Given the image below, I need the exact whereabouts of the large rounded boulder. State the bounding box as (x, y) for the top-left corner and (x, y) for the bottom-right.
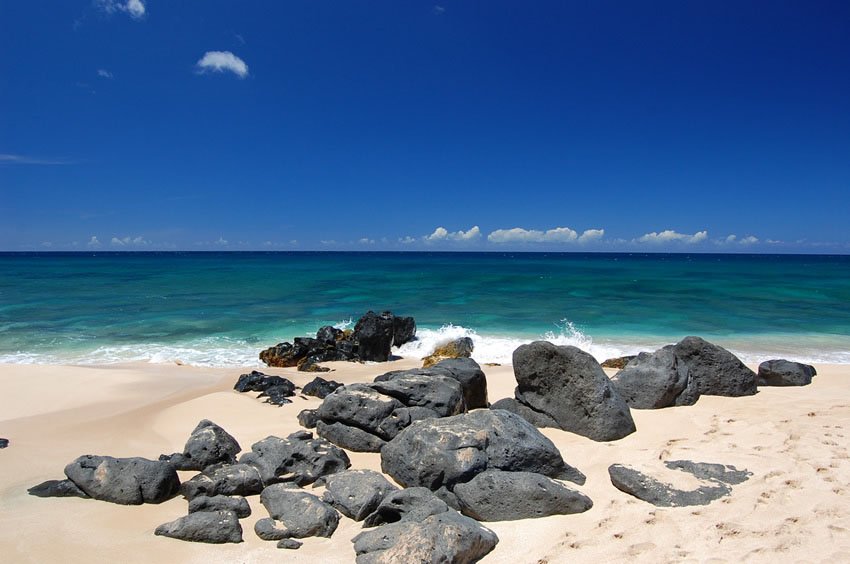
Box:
(512, 342), (636, 441)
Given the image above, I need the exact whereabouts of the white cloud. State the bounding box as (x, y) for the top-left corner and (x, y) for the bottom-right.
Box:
(110, 235), (149, 246)
(97, 69), (113, 79)
(126, 0), (145, 18)
(637, 229), (708, 245)
(215, 237), (228, 246)
(725, 234), (737, 243)
(196, 51), (249, 78)
(739, 235), (759, 245)
(399, 236), (417, 245)
(87, 236), (101, 247)
(425, 226), (481, 243)
(0, 153), (73, 165)
(487, 226), (580, 244)
(41, 242), (53, 248)
(95, 0), (145, 19)
(358, 238), (375, 245)
(578, 228), (605, 243)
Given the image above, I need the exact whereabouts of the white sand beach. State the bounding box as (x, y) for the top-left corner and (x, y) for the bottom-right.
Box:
(1, 359), (848, 563)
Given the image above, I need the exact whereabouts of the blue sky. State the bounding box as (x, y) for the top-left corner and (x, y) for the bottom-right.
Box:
(2, 1), (849, 252)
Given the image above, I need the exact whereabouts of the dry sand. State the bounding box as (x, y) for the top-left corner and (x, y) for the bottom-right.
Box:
(1, 359), (849, 563)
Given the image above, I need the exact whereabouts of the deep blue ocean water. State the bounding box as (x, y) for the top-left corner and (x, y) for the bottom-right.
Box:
(1, 252), (848, 366)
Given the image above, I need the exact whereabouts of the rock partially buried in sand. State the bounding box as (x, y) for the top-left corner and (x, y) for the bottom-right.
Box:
(28, 479), (90, 499)
(511, 341), (636, 441)
(352, 510), (499, 564)
(63, 455), (180, 505)
(453, 470), (593, 521)
(757, 359), (816, 387)
(421, 336), (474, 368)
(608, 459), (751, 507)
(155, 510), (243, 544)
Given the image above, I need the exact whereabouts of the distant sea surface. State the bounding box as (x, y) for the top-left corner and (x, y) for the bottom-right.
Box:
(1, 252), (848, 367)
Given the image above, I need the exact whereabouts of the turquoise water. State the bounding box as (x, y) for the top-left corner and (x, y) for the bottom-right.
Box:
(1, 252), (848, 366)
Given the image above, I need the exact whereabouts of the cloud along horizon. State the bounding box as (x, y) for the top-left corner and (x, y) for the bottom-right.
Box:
(195, 51), (249, 78)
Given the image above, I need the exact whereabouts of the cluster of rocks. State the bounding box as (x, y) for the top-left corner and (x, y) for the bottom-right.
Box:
(302, 357), (488, 452)
(259, 311), (417, 369)
(233, 370), (342, 406)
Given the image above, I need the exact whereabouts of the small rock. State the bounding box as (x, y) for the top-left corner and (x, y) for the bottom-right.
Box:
(601, 355), (637, 369)
(297, 357), (332, 373)
(277, 538), (303, 549)
(297, 409), (319, 429)
(154, 510), (243, 544)
(0, 438), (8, 449)
(316, 420), (387, 452)
(392, 316), (417, 347)
(353, 311), (395, 362)
(258, 385), (296, 406)
(234, 371), (295, 394)
(303, 376), (344, 399)
(757, 359), (816, 387)
(163, 419), (241, 471)
(254, 517), (289, 541)
(422, 337), (474, 368)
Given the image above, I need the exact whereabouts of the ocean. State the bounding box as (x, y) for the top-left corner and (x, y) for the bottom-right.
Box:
(1, 252), (848, 367)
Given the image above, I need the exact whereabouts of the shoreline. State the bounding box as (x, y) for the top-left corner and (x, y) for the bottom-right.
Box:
(1, 359), (849, 562)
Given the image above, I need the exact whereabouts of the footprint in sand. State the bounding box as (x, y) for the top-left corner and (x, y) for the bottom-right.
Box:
(627, 542), (656, 556)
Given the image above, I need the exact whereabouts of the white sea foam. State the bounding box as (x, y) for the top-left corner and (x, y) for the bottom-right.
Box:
(1, 320), (848, 367)
(394, 321), (645, 365)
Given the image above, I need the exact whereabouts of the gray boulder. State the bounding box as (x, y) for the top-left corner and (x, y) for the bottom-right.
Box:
(354, 311), (395, 362)
(154, 510), (243, 544)
(316, 421), (387, 452)
(610, 349), (699, 408)
(239, 431), (350, 486)
(665, 336), (757, 396)
(188, 494), (251, 518)
(28, 479), (90, 499)
(363, 487), (450, 527)
(430, 357), (489, 409)
(320, 469), (399, 521)
(454, 470), (592, 521)
(392, 316), (417, 347)
(489, 398), (560, 428)
(758, 359), (816, 387)
(64, 455), (180, 505)
(512, 341), (636, 441)
(316, 384), (404, 437)
(352, 510), (498, 564)
(162, 419), (241, 471)
(370, 372), (465, 417)
(297, 409), (319, 429)
(259, 484), (340, 539)
(180, 463), (263, 500)
(381, 409), (585, 495)
(302, 376), (343, 398)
